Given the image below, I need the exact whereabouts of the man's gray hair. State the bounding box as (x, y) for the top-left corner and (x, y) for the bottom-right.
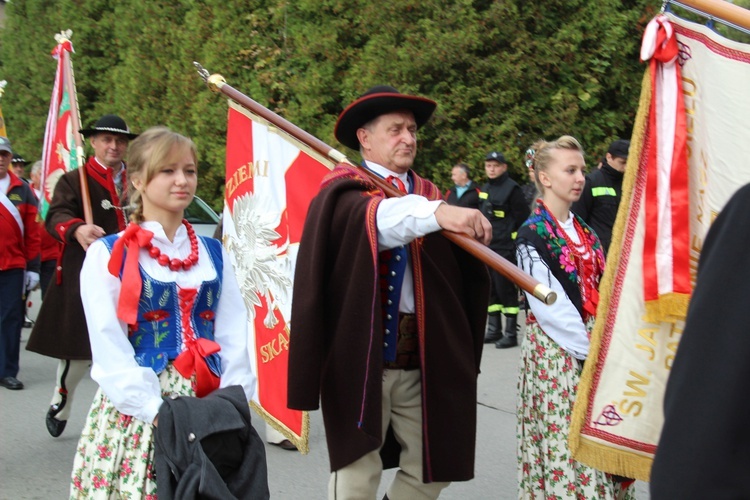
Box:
(453, 162), (471, 176)
(31, 160), (43, 176)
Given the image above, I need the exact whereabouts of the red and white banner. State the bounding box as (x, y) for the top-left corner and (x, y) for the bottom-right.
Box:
(222, 100), (333, 452)
(40, 32), (80, 220)
(571, 13), (750, 480)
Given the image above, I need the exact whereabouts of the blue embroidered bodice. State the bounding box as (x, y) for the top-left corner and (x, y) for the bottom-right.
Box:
(102, 234), (224, 376)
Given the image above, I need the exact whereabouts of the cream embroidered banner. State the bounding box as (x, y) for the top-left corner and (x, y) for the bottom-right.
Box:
(570, 13), (750, 480)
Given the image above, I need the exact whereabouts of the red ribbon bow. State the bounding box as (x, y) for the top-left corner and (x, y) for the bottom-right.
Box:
(172, 287), (221, 397)
(108, 223), (155, 326)
(173, 337), (221, 397)
(651, 17), (679, 64)
(51, 40), (73, 57)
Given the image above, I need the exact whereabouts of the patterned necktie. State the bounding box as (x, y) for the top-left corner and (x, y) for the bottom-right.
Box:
(113, 168), (123, 200)
(386, 175), (407, 194)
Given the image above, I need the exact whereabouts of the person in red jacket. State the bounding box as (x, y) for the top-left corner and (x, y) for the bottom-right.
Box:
(29, 161), (62, 295)
(0, 136), (41, 390)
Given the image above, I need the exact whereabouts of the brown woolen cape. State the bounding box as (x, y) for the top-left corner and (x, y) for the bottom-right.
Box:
(27, 158), (127, 360)
(288, 164), (490, 482)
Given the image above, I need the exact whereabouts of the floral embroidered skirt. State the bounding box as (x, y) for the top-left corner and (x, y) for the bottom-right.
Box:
(516, 322), (635, 499)
(70, 364), (194, 499)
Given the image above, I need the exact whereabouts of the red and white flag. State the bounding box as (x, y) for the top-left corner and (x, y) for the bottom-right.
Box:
(221, 100), (333, 452)
(40, 31), (81, 219)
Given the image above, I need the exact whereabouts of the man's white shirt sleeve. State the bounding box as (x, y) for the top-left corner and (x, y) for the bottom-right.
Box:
(376, 195), (443, 250)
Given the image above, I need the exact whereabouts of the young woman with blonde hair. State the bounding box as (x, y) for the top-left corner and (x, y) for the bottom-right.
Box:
(70, 127), (265, 498)
(515, 136), (634, 499)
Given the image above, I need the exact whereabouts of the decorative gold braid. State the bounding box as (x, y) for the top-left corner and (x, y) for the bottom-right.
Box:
(249, 400), (310, 455)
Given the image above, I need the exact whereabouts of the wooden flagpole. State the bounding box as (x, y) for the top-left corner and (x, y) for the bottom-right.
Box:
(194, 63), (556, 305)
(60, 34), (92, 224)
(667, 0), (750, 31)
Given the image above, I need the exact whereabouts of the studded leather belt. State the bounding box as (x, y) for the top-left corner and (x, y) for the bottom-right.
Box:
(384, 313), (420, 370)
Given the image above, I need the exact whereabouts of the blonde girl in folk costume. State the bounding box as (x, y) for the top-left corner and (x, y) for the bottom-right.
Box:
(71, 127), (265, 498)
(515, 136), (634, 499)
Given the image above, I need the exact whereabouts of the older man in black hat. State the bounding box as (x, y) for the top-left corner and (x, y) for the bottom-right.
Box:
(572, 139), (630, 254)
(480, 151), (530, 349)
(27, 114), (138, 437)
(288, 86), (491, 499)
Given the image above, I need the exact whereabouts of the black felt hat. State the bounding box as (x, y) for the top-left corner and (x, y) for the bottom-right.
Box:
(334, 85), (437, 151)
(79, 114), (138, 140)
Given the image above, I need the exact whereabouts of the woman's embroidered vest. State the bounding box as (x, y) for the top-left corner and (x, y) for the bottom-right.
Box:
(102, 234), (224, 376)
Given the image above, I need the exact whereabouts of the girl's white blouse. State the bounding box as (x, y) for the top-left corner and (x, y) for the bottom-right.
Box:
(516, 213), (590, 360)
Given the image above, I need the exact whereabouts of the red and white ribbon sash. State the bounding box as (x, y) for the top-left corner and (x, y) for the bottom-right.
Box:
(640, 15), (691, 314)
(0, 189), (24, 239)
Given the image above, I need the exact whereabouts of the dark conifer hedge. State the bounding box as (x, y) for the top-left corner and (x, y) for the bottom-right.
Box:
(1, 0), (663, 208)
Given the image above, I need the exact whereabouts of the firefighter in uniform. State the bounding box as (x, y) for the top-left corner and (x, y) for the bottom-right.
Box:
(480, 151), (530, 348)
(571, 139), (629, 255)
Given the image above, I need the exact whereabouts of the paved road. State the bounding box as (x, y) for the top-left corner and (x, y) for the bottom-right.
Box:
(0, 325), (649, 499)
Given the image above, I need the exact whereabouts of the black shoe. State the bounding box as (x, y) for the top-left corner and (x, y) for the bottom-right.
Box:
(484, 315), (502, 343)
(484, 331), (502, 343)
(270, 439), (297, 451)
(0, 376), (24, 390)
(496, 316), (519, 348)
(495, 336), (518, 349)
(46, 401), (68, 438)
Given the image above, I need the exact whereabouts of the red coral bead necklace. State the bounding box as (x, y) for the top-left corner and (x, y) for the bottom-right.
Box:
(145, 219), (199, 271)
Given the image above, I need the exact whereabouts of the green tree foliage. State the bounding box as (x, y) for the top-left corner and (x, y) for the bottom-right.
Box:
(2, 0), (675, 207)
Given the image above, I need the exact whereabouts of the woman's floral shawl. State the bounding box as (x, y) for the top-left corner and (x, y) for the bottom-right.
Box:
(516, 202), (606, 320)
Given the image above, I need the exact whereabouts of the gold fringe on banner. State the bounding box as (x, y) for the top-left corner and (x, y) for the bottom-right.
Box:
(250, 400), (310, 454)
(643, 292), (690, 324)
